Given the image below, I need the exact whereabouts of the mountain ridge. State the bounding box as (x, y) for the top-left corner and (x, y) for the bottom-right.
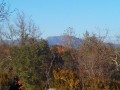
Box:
(47, 36), (83, 47)
(46, 36), (120, 48)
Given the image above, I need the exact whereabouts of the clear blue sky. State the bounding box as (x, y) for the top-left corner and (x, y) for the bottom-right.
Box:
(6, 0), (120, 41)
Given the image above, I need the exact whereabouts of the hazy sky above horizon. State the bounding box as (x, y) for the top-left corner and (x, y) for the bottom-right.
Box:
(5, 0), (120, 41)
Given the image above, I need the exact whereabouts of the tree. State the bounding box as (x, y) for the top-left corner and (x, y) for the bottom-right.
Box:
(0, 0), (10, 22)
(62, 27), (76, 48)
(0, 12), (41, 46)
(11, 39), (51, 90)
(78, 32), (112, 77)
(0, 12), (46, 89)
(62, 27), (79, 70)
(77, 32), (115, 89)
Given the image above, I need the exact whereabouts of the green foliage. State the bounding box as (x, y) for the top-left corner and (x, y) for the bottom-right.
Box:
(11, 39), (50, 89)
(0, 28), (120, 90)
(62, 50), (74, 70)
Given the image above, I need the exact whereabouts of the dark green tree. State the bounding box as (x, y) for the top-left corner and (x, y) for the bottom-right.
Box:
(11, 39), (50, 89)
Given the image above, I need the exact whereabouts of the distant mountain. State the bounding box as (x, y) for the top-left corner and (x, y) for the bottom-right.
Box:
(47, 36), (83, 47)
(0, 36), (119, 48)
(0, 40), (19, 45)
(47, 36), (120, 48)
(109, 43), (120, 48)
(47, 36), (63, 46)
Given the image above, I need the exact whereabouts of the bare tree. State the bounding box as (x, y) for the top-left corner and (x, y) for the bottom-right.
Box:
(15, 12), (41, 45)
(0, 0), (10, 22)
(62, 27), (80, 71)
(0, 12), (41, 46)
(78, 32), (114, 78)
(62, 27), (76, 48)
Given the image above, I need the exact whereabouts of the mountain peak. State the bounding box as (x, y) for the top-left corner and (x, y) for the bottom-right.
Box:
(47, 36), (83, 47)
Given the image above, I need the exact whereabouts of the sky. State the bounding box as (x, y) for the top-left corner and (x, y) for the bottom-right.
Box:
(5, 0), (120, 41)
